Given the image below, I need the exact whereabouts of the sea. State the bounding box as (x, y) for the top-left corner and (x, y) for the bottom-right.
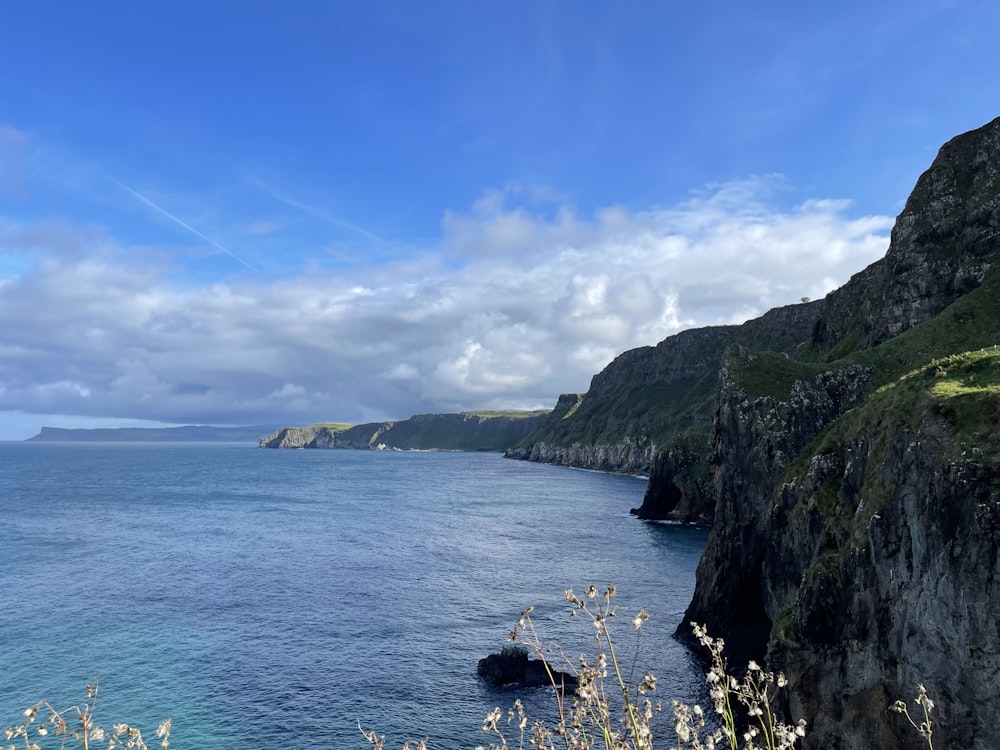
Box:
(0, 442), (710, 749)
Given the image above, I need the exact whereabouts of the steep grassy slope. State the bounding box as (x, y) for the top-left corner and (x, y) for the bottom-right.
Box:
(508, 301), (821, 475)
(729, 265), (1000, 402)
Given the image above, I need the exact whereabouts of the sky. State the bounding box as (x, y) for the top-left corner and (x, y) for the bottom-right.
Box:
(1, 1), (999, 440)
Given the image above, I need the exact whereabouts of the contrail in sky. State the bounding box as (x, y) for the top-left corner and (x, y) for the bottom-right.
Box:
(246, 174), (387, 244)
(107, 175), (258, 271)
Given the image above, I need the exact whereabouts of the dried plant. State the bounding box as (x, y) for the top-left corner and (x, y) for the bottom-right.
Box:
(0, 597), (939, 750)
(361, 585), (808, 750)
(498, 583), (658, 750)
(2, 682), (170, 750)
(671, 624), (806, 750)
(892, 684), (935, 750)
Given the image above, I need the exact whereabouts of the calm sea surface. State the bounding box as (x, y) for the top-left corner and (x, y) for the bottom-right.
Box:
(0, 443), (709, 748)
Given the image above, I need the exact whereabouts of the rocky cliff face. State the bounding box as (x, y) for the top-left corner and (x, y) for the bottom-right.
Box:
(259, 423), (391, 449)
(761, 353), (1000, 749)
(678, 116), (1000, 749)
(680, 351), (874, 658)
(505, 436), (658, 474)
(629, 437), (714, 522)
(810, 115), (1000, 357)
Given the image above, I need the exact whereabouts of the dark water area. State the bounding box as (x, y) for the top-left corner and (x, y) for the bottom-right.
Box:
(0, 443), (709, 748)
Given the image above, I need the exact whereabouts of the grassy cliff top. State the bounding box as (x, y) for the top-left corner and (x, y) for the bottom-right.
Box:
(786, 348), (1000, 486)
(730, 266), (1000, 401)
(458, 409), (551, 419)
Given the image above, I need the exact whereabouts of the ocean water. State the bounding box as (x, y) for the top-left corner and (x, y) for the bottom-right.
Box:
(0, 443), (709, 748)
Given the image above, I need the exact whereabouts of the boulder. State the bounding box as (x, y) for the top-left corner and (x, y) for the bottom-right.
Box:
(477, 647), (577, 689)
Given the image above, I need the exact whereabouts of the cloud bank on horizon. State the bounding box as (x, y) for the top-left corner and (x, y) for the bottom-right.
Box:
(1, 1), (998, 440)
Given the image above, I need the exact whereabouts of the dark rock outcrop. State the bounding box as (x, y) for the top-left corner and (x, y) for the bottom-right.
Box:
(680, 353), (874, 662)
(477, 648), (578, 689)
(630, 438), (713, 523)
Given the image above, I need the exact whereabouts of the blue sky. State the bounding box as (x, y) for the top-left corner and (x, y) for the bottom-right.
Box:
(1, 1), (998, 439)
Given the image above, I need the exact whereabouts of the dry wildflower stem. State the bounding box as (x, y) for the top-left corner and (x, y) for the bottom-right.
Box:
(677, 624), (806, 750)
(0, 611), (935, 750)
(498, 584), (658, 750)
(358, 584), (935, 750)
(891, 684), (935, 750)
(360, 584), (810, 750)
(2, 682), (170, 750)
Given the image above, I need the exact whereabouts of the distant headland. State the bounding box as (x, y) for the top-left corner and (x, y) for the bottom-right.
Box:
(25, 425), (281, 443)
(258, 409), (549, 452)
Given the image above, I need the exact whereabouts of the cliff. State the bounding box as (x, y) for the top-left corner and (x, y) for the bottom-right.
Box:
(255, 117), (1000, 746)
(543, 116), (1000, 524)
(764, 350), (1000, 749)
(506, 301), (822, 484)
(808, 115), (1000, 358)
(679, 116), (1000, 748)
(259, 410), (548, 452)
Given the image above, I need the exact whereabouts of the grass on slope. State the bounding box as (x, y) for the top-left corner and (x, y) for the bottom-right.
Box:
(732, 266), (1000, 400)
(524, 372), (719, 447)
(786, 348), (1000, 489)
(461, 409), (550, 419)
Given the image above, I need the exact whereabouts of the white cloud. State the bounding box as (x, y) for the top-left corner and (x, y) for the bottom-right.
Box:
(0, 178), (892, 437)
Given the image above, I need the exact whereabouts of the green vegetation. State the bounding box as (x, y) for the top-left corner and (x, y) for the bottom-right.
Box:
(849, 267), (1000, 382)
(462, 410), (550, 420)
(726, 352), (828, 401)
(312, 422), (354, 431)
(732, 266), (1000, 402)
(521, 373), (718, 449)
(820, 327), (862, 363)
(793, 348), (1000, 478)
(771, 606), (799, 646)
(559, 399), (582, 420)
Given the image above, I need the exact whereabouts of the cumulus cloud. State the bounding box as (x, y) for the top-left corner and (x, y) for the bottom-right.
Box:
(0, 177), (892, 435)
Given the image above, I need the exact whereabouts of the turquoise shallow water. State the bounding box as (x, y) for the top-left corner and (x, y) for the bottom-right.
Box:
(0, 443), (709, 748)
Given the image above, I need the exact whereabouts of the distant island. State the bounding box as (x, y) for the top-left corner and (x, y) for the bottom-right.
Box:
(26, 425), (281, 443)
